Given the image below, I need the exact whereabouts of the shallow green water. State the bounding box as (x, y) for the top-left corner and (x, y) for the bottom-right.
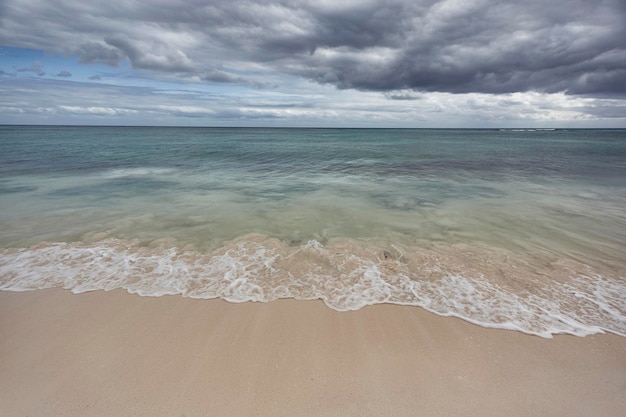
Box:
(1, 126), (625, 337)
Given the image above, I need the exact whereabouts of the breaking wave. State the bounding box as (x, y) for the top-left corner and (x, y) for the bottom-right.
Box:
(1, 235), (625, 339)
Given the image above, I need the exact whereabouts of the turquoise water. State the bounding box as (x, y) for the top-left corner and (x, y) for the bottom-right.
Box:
(1, 126), (625, 337)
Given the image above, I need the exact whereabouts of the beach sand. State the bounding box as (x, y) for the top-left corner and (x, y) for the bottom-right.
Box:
(1, 289), (624, 417)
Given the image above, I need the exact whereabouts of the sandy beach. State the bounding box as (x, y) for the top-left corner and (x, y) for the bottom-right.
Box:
(1, 289), (625, 417)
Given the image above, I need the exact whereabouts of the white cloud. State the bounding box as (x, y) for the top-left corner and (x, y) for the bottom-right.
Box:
(0, 0), (624, 126)
(1, 76), (622, 127)
(59, 105), (137, 115)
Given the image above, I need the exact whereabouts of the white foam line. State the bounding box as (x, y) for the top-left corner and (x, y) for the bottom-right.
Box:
(1, 239), (625, 339)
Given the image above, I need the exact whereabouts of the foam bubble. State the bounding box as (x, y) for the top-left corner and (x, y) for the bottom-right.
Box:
(1, 237), (624, 338)
(103, 167), (178, 179)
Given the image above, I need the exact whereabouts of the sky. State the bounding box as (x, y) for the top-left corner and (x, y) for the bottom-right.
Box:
(1, 0), (625, 128)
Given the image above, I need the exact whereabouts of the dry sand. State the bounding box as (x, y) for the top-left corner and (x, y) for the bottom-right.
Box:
(1, 289), (625, 417)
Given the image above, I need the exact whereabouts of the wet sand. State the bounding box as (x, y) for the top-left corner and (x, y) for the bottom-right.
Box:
(1, 289), (625, 417)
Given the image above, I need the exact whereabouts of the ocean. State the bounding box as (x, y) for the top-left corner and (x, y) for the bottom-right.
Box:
(1, 126), (624, 338)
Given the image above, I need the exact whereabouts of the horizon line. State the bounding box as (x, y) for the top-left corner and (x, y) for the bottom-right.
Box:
(2, 124), (624, 130)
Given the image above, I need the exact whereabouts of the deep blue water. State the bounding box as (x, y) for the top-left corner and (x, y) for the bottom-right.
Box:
(2, 127), (625, 182)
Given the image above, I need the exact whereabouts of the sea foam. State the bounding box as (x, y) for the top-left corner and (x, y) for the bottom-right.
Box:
(1, 236), (624, 339)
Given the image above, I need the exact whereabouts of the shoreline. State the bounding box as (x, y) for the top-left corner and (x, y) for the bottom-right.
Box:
(1, 289), (625, 417)
(3, 236), (624, 339)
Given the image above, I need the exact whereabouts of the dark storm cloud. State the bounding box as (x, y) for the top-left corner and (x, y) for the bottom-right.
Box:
(242, 1), (413, 58)
(385, 92), (423, 101)
(103, 36), (194, 72)
(201, 69), (242, 84)
(1, 0), (625, 96)
(77, 42), (125, 66)
(291, 1), (626, 95)
(201, 69), (268, 88)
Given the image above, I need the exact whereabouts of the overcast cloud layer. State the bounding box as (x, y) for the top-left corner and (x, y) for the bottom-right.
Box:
(1, 0), (625, 126)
